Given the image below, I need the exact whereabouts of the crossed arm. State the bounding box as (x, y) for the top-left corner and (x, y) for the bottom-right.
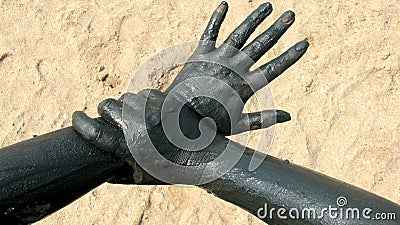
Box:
(73, 2), (400, 225)
(0, 2), (398, 225)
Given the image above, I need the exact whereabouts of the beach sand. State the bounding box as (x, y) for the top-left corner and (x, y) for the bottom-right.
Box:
(0, 0), (399, 224)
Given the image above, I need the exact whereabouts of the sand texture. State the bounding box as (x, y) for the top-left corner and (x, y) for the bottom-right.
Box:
(0, 0), (399, 224)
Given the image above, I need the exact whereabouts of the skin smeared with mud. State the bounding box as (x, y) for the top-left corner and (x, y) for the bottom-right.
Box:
(72, 2), (400, 224)
(73, 82), (400, 225)
(163, 2), (305, 135)
(1, 1), (399, 224)
(72, 0), (310, 180)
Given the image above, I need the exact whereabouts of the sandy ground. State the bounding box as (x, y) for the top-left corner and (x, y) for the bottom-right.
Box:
(0, 0), (399, 224)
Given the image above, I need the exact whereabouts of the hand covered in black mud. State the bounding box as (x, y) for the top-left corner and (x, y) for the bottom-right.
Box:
(165, 1), (308, 135)
(73, 89), (231, 184)
(72, 1), (309, 184)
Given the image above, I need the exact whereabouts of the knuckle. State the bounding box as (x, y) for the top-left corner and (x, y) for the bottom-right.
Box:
(88, 124), (102, 142)
(250, 41), (263, 54)
(264, 64), (275, 76)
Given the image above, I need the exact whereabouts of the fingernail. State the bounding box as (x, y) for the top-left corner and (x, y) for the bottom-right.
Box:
(295, 41), (309, 52)
(217, 1), (228, 12)
(281, 10), (295, 24)
(276, 110), (291, 123)
(260, 2), (272, 11)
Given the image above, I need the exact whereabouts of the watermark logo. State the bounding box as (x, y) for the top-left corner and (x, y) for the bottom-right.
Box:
(336, 196), (347, 207)
(122, 41), (277, 184)
(257, 196), (397, 221)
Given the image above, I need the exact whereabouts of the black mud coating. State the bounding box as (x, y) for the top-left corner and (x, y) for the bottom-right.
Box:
(1, 1), (399, 225)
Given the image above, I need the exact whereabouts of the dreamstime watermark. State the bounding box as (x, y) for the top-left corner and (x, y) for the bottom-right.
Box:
(257, 196), (397, 221)
(122, 41), (277, 185)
